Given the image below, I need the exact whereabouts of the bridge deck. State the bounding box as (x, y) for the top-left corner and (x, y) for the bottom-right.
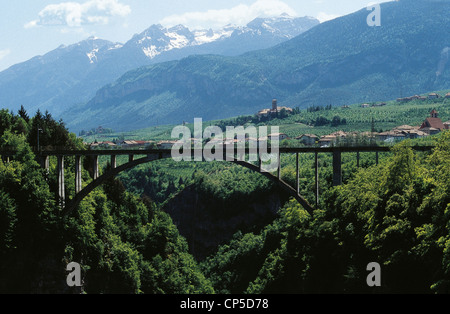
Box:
(0, 145), (435, 156)
(0, 145), (435, 217)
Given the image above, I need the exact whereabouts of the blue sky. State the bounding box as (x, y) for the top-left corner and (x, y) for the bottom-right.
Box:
(0, 0), (393, 71)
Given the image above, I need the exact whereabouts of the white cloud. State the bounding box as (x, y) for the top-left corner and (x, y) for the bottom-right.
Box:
(0, 49), (11, 61)
(24, 20), (38, 29)
(160, 0), (298, 30)
(25, 0), (131, 28)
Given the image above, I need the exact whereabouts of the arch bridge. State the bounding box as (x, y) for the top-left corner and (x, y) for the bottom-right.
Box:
(0, 146), (434, 217)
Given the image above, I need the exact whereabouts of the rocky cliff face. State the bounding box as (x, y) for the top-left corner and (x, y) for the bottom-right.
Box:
(163, 185), (289, 261)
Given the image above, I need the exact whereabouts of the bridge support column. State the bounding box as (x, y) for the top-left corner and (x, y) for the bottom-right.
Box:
(93, 155), (99, 180)
(129, 155), (134, 163)
(357, 151), (360, 167)
(277, 151), (281, 180)
(333, 150), (342, 186)
(111, 155), (117, 169)
(296, 153), (299, 194)
(376, 151), (379, 165)
(40, 155), (49, 170)
(315, 151), (319, 208)
(75, 156), (82, 194)
(258, 152), (262, 172)
(57, 156), (65, 208)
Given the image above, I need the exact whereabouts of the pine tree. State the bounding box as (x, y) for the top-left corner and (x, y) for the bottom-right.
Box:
(18, 106), (29, 123)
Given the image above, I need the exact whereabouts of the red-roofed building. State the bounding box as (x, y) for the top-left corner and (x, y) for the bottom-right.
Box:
(420, 110), (445, 134)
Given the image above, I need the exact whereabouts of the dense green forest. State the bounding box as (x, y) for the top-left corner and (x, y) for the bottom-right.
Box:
(201, 133), (450, 293)
(1, 107), (449, 293)
(0, 108), (212, 293)
(114, 133), (450, 293)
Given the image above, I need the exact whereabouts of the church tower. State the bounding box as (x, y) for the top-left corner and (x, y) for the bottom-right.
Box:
(272, 99), (278, 111)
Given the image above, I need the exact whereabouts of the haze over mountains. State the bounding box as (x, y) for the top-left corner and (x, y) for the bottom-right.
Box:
(62, 0), (449, 133)
(0, 14), (319, 117)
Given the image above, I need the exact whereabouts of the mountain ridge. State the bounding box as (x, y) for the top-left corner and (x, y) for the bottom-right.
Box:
(62, 0), (449, 132)
(0, 14), (319, 117)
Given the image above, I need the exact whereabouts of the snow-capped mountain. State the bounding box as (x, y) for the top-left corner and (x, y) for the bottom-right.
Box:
(85, 38), (123, 64)
(124, 23), (235, 59)
(121, 14), (319, 63)
(0, 14), (319, 117)
(247, 13), (319, 38)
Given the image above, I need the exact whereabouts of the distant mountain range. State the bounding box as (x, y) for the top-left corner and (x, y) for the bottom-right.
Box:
(62, 0), (450, 133)
(0, 14), (319, 117)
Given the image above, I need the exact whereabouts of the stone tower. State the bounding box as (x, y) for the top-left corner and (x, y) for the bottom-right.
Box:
(272, 99), (278, 111)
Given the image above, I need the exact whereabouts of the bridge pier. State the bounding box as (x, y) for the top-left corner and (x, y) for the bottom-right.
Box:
(333, 150), (342, 186)
(315, 152), (319, 208)
(93, 155), (99, 180)
(277, 151), (281, 180)
(75, 156), (82, 194)
(57, 156), (65, 208)
(296, 153), (299, 194)
(111, 155), (117, 169)
(40, 155), (49, 170)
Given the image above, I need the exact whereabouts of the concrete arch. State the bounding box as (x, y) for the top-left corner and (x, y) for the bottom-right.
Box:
(62, 153), (314, 217)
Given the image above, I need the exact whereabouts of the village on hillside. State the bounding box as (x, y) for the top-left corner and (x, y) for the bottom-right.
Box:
(88, 97), (450, 150)
(396, 92), (450, 103)
(292, 109), (449, 147)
